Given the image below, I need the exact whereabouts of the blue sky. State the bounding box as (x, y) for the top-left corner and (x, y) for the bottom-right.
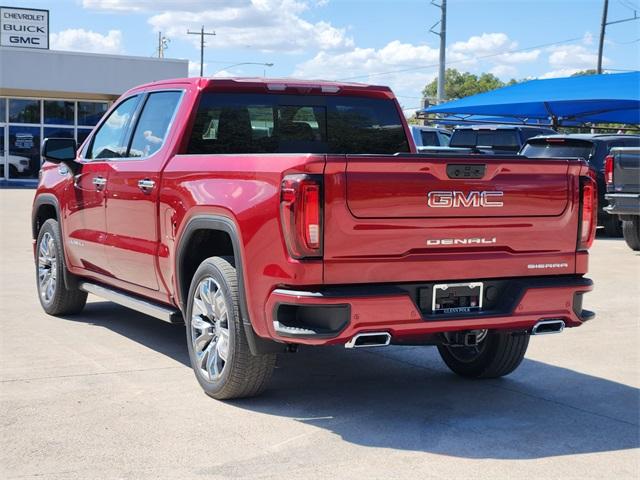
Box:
(8, 0), (640, 110)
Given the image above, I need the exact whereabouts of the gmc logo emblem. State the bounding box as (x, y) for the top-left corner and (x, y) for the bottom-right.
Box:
(427, 191), (504, 208)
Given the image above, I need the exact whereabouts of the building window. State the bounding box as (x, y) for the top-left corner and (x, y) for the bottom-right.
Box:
(44, 100), (75, 125)
(78, 101), (108, 126)
(44, 127), (75, 140)
(1, 97), (111, 181)
(8, 125), (41, 179)
(77, 128), (93, 146)
(0, 126), (5, 178)
(9, 99), (41, 124)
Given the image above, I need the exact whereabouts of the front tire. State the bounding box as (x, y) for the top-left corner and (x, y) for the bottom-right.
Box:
(437, 331), (529, 378)
(185, 256), (276, 400)
(36, 219), (87, 315)
(622, 218), (640, 251)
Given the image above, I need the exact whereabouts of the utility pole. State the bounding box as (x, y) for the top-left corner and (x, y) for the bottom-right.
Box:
(430, 0), (447, 103)
(597, 0), (638, 74)
(187, 26), (216, 76)
(157, 32), (169, 59)
(597, 0), (609, 74)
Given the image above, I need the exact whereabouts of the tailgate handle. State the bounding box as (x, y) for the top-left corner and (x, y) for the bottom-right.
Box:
(447, 164), (486, 179)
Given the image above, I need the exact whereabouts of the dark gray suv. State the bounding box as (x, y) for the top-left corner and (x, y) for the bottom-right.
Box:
(520, 134), (640, 237)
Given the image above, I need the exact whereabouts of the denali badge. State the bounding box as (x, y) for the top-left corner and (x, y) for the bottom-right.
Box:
(427, 191), (504, 208)
(427, 237), (497, 246)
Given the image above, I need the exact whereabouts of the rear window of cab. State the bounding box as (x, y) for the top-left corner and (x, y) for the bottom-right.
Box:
(186, 93), (410, 155)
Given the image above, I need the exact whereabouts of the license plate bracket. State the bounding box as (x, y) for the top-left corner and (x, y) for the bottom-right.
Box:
(432, 282), (483, 314)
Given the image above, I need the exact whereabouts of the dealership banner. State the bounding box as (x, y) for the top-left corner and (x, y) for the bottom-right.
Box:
(0, 6), (49, 49)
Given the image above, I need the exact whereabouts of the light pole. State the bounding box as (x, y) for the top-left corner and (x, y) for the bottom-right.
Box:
(212, 62), (274, 77)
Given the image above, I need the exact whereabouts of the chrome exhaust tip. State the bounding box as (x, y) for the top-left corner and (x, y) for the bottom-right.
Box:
(345, 332), (392, 348)
(531, 319), (565, 335)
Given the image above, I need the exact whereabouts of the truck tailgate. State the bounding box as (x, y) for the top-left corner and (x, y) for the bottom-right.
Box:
(323, 154), (584, 284)
(345, 155), (569, 218)
(612, 149), (640, 193)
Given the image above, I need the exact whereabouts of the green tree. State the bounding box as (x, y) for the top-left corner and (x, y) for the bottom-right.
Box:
(422, 68), (507, 101)
(570, 69), (597, 76)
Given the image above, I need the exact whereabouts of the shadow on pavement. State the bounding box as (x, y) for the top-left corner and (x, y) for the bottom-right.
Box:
(63, 300), (191, 366)
(65, 301), (639, 460)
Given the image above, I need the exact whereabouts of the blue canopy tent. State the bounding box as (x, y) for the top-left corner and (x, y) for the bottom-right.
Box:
(420, 72), (640, 127)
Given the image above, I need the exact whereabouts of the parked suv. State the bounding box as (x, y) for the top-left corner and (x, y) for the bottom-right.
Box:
(520, 134), (640, 236)
(33, 78), (596, 400)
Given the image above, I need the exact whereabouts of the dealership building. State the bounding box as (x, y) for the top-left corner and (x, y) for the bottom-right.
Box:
(0, 6), (189, 184)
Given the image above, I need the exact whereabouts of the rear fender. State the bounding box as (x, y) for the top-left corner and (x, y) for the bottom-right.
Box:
(176, 215), (284, 355)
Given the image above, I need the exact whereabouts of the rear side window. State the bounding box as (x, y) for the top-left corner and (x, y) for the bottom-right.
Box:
(187, 93), (409, 155)
(129, 91), (182, 158)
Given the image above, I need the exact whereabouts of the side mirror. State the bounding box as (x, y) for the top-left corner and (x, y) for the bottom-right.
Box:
(41, 137), (77, 164)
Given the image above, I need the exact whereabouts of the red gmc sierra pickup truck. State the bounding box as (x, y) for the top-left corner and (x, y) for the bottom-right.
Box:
(33, 77), (596, 399)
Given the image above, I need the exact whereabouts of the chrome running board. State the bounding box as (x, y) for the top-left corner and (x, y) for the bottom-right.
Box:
(79, 282), (183, 324)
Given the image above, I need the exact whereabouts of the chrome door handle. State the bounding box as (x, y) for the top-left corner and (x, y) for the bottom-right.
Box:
(92, 176), (107, 188)
(138, 179), (155, 192)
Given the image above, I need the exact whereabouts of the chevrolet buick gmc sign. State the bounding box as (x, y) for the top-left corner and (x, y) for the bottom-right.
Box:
(0, 6), (49, 49)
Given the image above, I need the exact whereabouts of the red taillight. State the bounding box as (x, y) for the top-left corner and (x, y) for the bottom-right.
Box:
(578, 177), (597, 251)
(302, 184), (320, 249)
(604, 155), (614, 185)
(280, 174), (323, 259)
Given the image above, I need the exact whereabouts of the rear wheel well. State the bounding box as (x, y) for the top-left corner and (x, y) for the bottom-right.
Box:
(179, 228), (235, 307)
(33, 204), (58, 238)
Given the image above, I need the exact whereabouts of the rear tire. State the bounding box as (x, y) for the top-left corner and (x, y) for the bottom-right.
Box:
(622, 218), (640, 251)
(603, 215), (623, 237)
(437, 332), (529, 378)
(35, 219), (87, 315)
(185, 256), (276, 400)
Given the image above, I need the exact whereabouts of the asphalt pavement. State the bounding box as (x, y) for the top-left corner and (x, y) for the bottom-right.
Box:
(1, 188), (638, 479)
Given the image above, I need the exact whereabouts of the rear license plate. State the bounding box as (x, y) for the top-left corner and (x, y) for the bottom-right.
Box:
(432, 282), (483, 314)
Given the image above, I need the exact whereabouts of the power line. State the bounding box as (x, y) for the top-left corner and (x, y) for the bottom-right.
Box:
(618, 0), (639, 11)
(337, 36), (584, 81)
(608, 37), (640, 44)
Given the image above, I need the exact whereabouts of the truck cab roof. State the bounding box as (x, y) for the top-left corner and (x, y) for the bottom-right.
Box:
(125, 77), (396, 99)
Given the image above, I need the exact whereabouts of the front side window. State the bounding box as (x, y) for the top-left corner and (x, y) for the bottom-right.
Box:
(129, 91), (182, 158)
(187, 93), (409, 155)
(88, 96), (139, 159)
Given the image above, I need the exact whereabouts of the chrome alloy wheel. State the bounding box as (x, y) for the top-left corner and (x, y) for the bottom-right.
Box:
(190, 277), (230, 382)
(38, 232), (57, 304)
